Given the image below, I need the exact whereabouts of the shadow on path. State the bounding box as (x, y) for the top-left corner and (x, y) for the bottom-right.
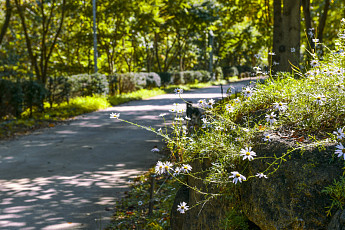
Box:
(0, 79), (261, 229)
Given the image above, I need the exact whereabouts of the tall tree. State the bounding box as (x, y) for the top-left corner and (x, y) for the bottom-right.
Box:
(272, 0), (301, 72)
(0, 0), (12, 45)
(14, 0), (66, 84)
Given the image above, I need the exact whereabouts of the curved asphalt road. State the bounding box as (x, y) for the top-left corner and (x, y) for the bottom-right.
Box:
(0, 79), (260, 229)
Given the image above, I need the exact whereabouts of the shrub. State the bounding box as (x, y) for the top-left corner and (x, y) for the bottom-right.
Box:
(215, 67), (224, 81)
(0, 79), (23, 118)
(69, 73), (109, 97)
(47, 76), (71, 107)
(170, 71), (211, 84)
(22, 80), (47, 117)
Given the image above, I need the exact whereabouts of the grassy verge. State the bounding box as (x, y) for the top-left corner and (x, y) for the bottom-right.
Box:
(0, 79), (231, 140)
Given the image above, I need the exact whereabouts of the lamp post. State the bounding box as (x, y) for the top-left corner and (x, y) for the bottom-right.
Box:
(92, 0), (98, 73)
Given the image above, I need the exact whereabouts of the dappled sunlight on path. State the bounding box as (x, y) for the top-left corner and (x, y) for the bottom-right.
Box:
(0, 80), (258, 229)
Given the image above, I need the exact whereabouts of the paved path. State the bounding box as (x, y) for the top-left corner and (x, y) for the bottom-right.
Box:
(0, 79), (259, 229)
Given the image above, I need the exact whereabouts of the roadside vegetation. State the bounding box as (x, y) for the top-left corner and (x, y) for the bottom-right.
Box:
(107, 20), (345, 229)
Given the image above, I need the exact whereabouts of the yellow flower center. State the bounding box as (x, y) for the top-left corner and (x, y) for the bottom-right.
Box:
(270, 116), (273, 119)
(279, 103), (282, 106)
(317, 97), (321, 100)
(181, 206), (184, 209)
(246, 152), (251, 156)
(236, 174), (241, 178)
(159, 166), (163, 169)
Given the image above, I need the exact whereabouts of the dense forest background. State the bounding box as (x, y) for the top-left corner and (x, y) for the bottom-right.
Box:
(1, 0), (345, 83)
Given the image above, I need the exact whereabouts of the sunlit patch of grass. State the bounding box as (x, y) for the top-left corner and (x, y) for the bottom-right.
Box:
(108, 88), (166, 106)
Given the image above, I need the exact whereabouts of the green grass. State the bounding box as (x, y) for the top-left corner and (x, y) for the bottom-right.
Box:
(0, 79), (233, 139)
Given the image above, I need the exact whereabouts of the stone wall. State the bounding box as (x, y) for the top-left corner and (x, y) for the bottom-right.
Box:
(170, 136), (344, 229)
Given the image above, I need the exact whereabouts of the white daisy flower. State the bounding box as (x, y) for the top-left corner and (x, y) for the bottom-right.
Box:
(155, 161), (165, 175)
(243, 86), (254, 97)
(335, 143), (345, 160)
(206, 99), (215, 108)
(263, 133), (272, 142)
(173, 167), (180, 176)
(201, 118), (209, 124)
(175, 117), (184, 121)
(273, 61), (279, 66)
(151, 147), (160, 152)
(255, 173), (268, 179)
(226, 104), (234, 112)
(240, 147), (257, 161)
(229, 171), (246, 184)
(273, 102), (288, 112)
(180, 164), (192, 173)
(333, 128), (345, 140)
(110, 113), (120, 119)
(197, 99), (206, 108)
(312, 38), (319, 43)
(291, 47), (296, 53)
(314, 94), (326, 105)
(310, 59), (319, 67)
(169, 108), (177, 113)
(159, 113), (167, 117)
(185, 116), (191, 121)
(163, 161), (173, 174)
(265, 112), (277, 125)
(268, 51), (276, 55)
(234, 98), (241, 104)
(174, 88), (183, 94)
(177, 202), (189, 214)
(138, 201), (143, 206)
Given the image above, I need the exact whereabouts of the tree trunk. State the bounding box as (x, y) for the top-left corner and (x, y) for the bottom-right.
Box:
(317, 0), (330, 43)
(272, 0), (301, 73)
(0, 0), (12, 45)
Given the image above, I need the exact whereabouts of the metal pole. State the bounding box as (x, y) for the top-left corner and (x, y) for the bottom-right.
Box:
(209, 30), (214, 78)
(92, 0), (98, 73)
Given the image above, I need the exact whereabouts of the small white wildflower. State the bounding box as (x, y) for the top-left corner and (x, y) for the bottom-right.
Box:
(333, 128), (345, 140)
(273, 102), (288, 112)
(226, 104), (234, 112)
(240, 147), (257, 161)
(229, 171), (246, 184)
(175, 117), (184, 121)
(268, 51), (276, 55)
(206, 99), (215, 108)
(151, 147), (160, 152)
(110, 113), (120, 119)
(155, 161), (165, 175)
(201, 118), (209, 124)
(138, 201), (143, 206)
(243, 86), (254, 97)
(173, 167), (180, 176)
(312, 38), (319, 43)
(335, 143), (345, 160)
(263, 133), (272, 142)
(177, 202), (189, 214)
(291, 47), (296, 53)
(314, 94), (326, 105)
(234, 98), (241, 104)
(174, 88), (183, 94)
(163, 161), (173, 174)
(173, 103), (180, 107)
(177, 109), (185, 114)
(185, 116), (191, 121)
(180, 164), (192, 173)
(256, 173), (268, 179)
(169, 108), (177, 113)
(265, 112), (277, 125)
(158, 128), (162, 132)
(159, 113), (167, 117)
(310, 59), (319, 67)
(273, 61), (279, 65)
